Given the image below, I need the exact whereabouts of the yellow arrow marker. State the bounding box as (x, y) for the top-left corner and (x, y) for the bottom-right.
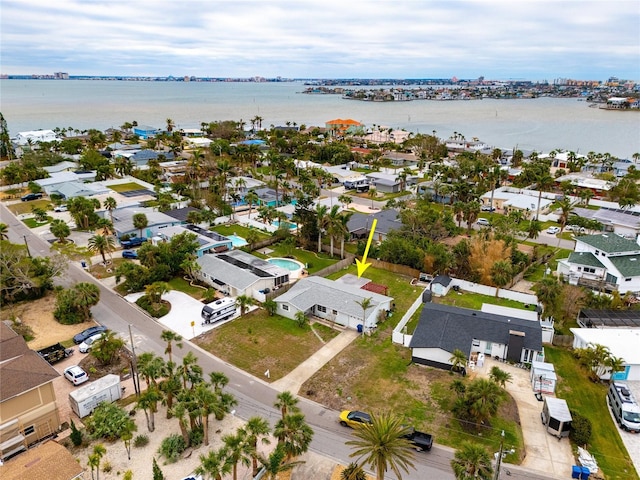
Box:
(356, 218), (377, 278)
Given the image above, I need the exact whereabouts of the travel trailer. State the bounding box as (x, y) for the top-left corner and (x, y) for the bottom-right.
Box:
(201, 297), (237, 325)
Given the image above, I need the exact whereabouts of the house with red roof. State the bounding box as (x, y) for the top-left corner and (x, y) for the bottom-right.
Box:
(325, 118), (365, 137)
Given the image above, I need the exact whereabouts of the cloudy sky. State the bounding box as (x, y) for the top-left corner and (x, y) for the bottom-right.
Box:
(2, 0), (639, 80)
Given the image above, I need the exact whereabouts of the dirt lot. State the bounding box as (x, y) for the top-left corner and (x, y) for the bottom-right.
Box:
(1, 293), (99, 350)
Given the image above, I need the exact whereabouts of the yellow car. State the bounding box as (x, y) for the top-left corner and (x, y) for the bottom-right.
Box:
(339, 410), (372, 428)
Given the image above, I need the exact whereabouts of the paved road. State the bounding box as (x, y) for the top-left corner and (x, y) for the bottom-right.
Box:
(1, 202), (560, 479)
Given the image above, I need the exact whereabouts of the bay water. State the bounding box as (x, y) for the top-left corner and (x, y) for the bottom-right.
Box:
(1, 80), (638, 159)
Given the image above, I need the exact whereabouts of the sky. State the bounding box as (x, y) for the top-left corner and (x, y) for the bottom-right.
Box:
(2, 0), (639, 81)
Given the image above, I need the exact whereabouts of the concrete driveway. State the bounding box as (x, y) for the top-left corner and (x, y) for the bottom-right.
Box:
(476, 358), (574, 479)
(124, 290), (253, 340)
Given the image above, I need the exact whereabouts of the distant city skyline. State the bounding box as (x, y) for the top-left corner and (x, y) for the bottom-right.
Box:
(2, 1), (639, 81)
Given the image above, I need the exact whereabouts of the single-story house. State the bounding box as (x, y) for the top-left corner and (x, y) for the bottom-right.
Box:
(347, 209), (401, 242)
(571, 327), (640, 381)
(430, 275), (453, 297)
(149, 224), (232, 257)
(409, 303), (544, 370)
(0, 440), (84, 480)
(557, 233), (640, 293)
(0, 323), (60, 460)
(185, 137), (213, 148)
(364, 172), (403, 193)
(572, 206), (640, 238)
(43, 160), (78, 174)
(127, 149), (174, 168)
(555, 173), (614, 197)
(132, 125), (159, 139)
(481, 304), (553, 343)
(480, 187), (553, 218)
(274, 276), (393, 331)
(13, 130), (58, 145)
(105, 206), (184, 239)
(196, 250), (290, 299)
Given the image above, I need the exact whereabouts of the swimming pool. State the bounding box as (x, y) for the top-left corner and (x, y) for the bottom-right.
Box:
(273, 220), (297, 230)
(267, 257), (305, 279)
(227, 234), (248, 248)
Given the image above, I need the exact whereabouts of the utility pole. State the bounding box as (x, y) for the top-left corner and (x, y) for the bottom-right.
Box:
(493, 430), (505, 480)
(128, 324), (140, 397)
(23, 235), (31, 258)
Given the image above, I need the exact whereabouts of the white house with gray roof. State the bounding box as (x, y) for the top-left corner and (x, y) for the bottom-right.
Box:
(274, 276), (393, 330)
(557, 234), (640, 293)
(196, 250), (290, 300)
(409, 303), (544, 370)
(103, 206), (183, 239)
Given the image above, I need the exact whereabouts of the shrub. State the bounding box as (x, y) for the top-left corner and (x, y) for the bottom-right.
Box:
(158, 434), (186, 463)
(136, 295), (170, 318)
(569, 410), (592, 446)
(70, 420), (83, 447)
(152, 458), (165, 480)
(188, 425), (204, 448)
(102, 460), (112, 473)
(134, 434), (149, 448)
(86, 402), (136, 441)
(9, 319), (35, 342)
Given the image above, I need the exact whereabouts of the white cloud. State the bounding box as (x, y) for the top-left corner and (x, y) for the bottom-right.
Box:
(1, 0), (638, 79)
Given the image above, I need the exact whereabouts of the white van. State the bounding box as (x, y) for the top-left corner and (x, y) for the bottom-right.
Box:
(608, 382), (640, 433)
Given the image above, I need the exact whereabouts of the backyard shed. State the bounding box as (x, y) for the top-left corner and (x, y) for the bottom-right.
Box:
(430, 275), (452, 296)
(541, 397), (572, 438)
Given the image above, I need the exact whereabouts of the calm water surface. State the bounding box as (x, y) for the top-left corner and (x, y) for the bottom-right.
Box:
(1, 80), (638, 158)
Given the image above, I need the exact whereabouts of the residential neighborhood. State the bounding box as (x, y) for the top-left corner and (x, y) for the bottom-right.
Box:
(1, 114), (640, 480)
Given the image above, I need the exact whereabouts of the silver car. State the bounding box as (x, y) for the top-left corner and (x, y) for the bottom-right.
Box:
(78, 332), (105, 353)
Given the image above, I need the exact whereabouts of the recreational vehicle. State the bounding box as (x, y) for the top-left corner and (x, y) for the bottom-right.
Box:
(201, 297), (237, 325)
(608, 382), (640, 433)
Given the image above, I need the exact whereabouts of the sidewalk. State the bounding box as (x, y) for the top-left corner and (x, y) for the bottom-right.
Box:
(271, 329), (359, 394)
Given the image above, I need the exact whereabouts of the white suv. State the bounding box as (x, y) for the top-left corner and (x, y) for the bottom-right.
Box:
(547, 226), (561, 234)
(477, 218), (491, 227)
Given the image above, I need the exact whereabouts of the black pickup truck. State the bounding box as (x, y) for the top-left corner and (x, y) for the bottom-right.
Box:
(37, 343), (74, 364)
(402, 427), (433, 452)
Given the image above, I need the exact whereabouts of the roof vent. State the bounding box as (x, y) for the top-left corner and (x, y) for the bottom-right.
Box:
(602, 234), (608, 238)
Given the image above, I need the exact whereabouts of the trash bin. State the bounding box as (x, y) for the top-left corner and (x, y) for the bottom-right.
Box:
(571, 466), (582, 479)
(81, 261), (87, 268)
(581, 466), (591, 479)
(357, 324), (363, 333)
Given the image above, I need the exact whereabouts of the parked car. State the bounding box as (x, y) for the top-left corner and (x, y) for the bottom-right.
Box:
(339, 410), (372, 428)
(547, 226), (561, 234)
(481, 205), (495, 212)
(402, 427), (434, 452)
(21, 193), (43, 201)
(53, 204), (68, 212)
(78, 332), (106, 353)
(64, 365), (89, 386)
(73, 325), (107, 344)
(477, 218), (491, 227)
(122, 249), (138, 259)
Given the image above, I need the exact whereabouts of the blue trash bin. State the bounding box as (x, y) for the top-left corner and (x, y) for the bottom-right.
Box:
(357, 324), (363, 333)
(571, 466), (581, 479)
(581, 466), (591, 479)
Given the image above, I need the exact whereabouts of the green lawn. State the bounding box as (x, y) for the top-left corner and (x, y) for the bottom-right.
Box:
(108, 182), (146, 192)
(434, 290), (532, 311)
(23, 217), (51, 228)
(523, 247), (573, 283)
(167, 277), (208, 298)
(193, 309), (337, 381)
(8, 199), (51, 215)
(545, 346), (638, 480)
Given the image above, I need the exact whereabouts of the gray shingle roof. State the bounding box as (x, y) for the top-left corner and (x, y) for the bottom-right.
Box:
(567, 252), (605, 269)
(347, 209), (401, 235)
(577, 234), (640, 254)
(609, 254), (640, 277)
(276, 276), (392, 319)
(409, 303), (542, 353)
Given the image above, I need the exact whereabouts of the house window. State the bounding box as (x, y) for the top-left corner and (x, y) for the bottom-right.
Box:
(317, 305), (327, 313)
(577, 267), (582, 271)
(332, 310), (338, 315)
(472, 339), (480, 348)
(23, 425), (35, 435)
(583, 267), (596, 274)
(282, 305), (289, 311)
(595, 250), (600, 255)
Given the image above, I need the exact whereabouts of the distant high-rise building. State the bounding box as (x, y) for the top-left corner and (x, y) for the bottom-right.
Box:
(54, 72), (69, 79)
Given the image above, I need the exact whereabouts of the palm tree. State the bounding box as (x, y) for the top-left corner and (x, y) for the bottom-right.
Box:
(88, 443), (107, 480)
(527, 219), (542, 239)
(316, 204), (329, 253)
(449, 349), (467, 373)
(160, 330), (183, 363)
(160, 360), (182, 418)
(244, 189), (259, 219)
(535, 172), (554, 220)
(195, 448), (232, 480)
(273, 412), (314, 462)
(132, 213), (148, 238)
(137, 385), (162, 432)
(88, 233), (115, 264)
(222, 430), (252, 480)
(103, 196), (117, 224)
(451, 442), (493, 480)
(338, 194), (352, 209)
(258, 444), (301, 480)
(243, 416), (271, 477)
(50, 218), (71, 243)
(341, 462), (368, 480)
(355, 297), (373, 335)
(490, 260), (512, 296)
(489, 366), (512, 388)
(74, 282), (101, 322)
(193, 382), (218, 446)
(145, 281), (169, 305)
(368, 187), (378, 209)
(346, 411), (416, 480)
(235, 294), (254, 315)
(0, 223), (8, 240)
(274, 391), (300, 420)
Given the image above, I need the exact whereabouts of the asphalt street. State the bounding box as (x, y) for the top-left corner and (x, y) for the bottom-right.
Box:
(1, 202), (560, 479)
